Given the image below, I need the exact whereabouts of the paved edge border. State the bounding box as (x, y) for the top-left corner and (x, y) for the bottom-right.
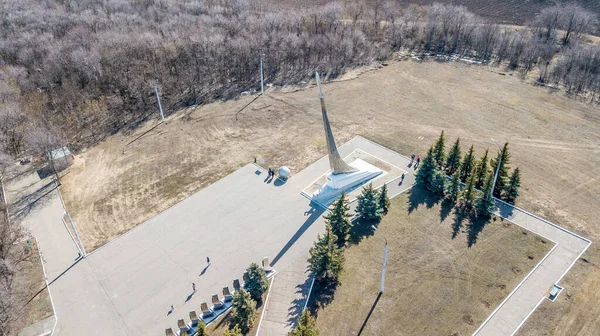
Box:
(472, 198), (593, 336)
(255, 274), (277, 336)
(34, 236), (58, 336)
(507, 239), (592, 336)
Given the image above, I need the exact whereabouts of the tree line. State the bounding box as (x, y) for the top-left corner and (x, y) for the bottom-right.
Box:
(415, 131), (521, 219)
(0, 0), (599, 159)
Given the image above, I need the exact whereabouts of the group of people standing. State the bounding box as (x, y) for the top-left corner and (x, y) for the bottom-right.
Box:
(410, 154), (420, 168)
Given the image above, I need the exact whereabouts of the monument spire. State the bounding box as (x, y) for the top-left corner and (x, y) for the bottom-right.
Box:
(315, 72), (358, 175)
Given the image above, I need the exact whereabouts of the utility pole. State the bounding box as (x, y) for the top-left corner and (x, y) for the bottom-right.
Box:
(372, 225), (388, 293)
(154, 80), (165, 122)
(490, 138), (503, 198)
(260, 56), (264, 94)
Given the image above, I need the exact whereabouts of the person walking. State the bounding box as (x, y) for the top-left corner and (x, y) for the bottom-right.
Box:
(207, 257), (211, 266)
(192, 283), (196, 292)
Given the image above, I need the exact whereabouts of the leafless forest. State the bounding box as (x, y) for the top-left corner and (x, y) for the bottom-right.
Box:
(0, 0), (599, 157)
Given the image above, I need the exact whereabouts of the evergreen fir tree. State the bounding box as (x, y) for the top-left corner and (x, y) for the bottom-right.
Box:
(476, 174), (495, 217)
(224, 325), (243, 336)
(288, 309), (319, 336)
(244, 263), (268, 302)
(231, 289), (257, 334)
(445, 138), (462, 175)
(195, 320), (207, 336)
(490, 142), (511, 198)
(446, 170), (461, 203)
(503, 168), (521, 204)
(377, 183), (391, 215)
(415, 146), (441, 191)
(325, 191), (353, 246)
(430, 169), (446, 195)
(308, 225), (345, 283)
(461, 168), (477, 211)
(356, 183), (381, 221)
(474, 149), (489, 189)
(460, 145), (476, 182)
(433, 130), (446, 167)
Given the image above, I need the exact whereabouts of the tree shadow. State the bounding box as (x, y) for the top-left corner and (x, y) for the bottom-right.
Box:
(407, 187), (441, 214)
(357, 292), (382, 335)
(451, 209), (466, 239)
(270, 203), (325, 267)
(348, 217), (378, 245)
(287, 268), (313, 327)
(467, 216), (492, 247)
(9, 180), (58, 220)
(305, 278), (338, 314)
(439, 198), (454, 223)
(495, 201), (515, 219)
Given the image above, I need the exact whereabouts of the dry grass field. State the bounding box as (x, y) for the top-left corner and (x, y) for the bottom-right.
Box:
(310, 189), (551, 335)
(59, 59), (600, 334)
(10, 240), (53, 333)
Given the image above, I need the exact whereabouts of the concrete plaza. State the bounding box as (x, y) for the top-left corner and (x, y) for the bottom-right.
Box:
(8, 136), (591, 336)
(10, 136), (408, 335)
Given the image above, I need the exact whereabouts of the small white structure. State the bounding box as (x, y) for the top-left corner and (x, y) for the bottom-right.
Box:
(278, 166), (290, 180)
(46, 146), (74, 172)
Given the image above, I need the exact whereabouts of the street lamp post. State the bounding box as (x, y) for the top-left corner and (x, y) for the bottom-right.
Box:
(154, 80), (165, 122)
(371, 225), (388, 294)
(490, 138), (503, 199)
(260, 55), (264, 94)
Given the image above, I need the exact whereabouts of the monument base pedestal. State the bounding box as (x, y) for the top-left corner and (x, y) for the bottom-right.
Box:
(312, 159), (383, 206)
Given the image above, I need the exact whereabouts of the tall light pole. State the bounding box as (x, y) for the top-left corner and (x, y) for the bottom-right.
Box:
(154, 79), (165, 122)
(371, 225), (388, 294)
(259, 55), (264, 94)
(490, 138), (503, 198)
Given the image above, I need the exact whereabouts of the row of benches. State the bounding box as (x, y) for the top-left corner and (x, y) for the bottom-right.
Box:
(165, 257), (274, 336)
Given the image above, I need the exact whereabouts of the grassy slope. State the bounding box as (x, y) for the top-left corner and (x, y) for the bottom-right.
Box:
(311, 189), (551, 335)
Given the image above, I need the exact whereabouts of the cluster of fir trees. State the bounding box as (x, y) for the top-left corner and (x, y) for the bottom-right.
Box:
(218, 263), (269, 335)
(308, 184), (390, 283)
(416, 131), (521, 217)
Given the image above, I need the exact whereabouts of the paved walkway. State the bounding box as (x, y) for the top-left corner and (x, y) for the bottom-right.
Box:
(259, 253), (312, 336)
(473, 201), (591, 336)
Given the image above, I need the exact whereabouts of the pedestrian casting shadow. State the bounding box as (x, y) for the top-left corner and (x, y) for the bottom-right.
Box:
(287, 267), (313, 327)
(357, 292), (382, 335)
(270, 203), (325, 267)
(199, 265), (209, 276)
(185, 292), (195, 303)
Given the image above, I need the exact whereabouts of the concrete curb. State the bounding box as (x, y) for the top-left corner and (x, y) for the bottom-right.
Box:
(255, 274), (276, 336)
(34, 236), (58, 336)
